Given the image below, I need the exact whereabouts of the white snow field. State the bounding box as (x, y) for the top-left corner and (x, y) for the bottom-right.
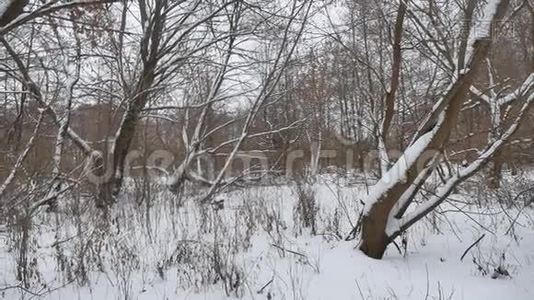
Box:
(0, 174), (533, 299)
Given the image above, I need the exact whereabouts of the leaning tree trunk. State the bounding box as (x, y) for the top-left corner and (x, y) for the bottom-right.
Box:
(359, 82), (480, 258)
(98, 69), (156, 204)
(359, 162), (434, 259)
(357, 0), (510, 259)
(359, 198), (396, 258)
(96, 0), (166, 206)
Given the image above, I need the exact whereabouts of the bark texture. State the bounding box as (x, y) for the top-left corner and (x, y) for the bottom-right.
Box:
(0, 0), (27, 27)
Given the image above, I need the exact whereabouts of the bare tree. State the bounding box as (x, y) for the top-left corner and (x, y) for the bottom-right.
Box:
(357, 0), (534, 259)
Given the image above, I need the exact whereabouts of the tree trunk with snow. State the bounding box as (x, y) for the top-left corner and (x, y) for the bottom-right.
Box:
(358, 0), (514, 259)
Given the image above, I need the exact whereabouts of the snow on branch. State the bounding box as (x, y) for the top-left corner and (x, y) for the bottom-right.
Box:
(498, 74), (534, 106)
(363, 130), (435, 216)
(411, 0), (509, 144)
(464, 0), (503, 65)
(0, 111), (44, 199)
(0, 0), (119, 35)
(388, 89), (534, 237)
(0, 37), (94, 156)
(0, 0), (14, 19)
(470, 73), (534, 106)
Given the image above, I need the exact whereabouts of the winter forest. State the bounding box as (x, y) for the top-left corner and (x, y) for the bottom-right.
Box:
(0, 0), (533, 299)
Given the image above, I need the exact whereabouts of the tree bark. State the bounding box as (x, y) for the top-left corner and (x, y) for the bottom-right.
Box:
(359, 0), (510, 258)
(0, 0), (27, 27)
(359, 200), (394, 258)
(97, 0), (165, 204)
(488, 149), (503, 189)
(98, 68), (156, 204)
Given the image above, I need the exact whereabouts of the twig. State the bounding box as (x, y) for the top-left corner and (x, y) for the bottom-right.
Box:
(392, 240), (402, 255)
(257, 277), (273, 294)
(460, 234), (486, 261)
(271, 244), (307, 258)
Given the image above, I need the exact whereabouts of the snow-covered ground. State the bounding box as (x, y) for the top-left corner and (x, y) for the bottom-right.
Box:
(0, 174), (533, 299)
